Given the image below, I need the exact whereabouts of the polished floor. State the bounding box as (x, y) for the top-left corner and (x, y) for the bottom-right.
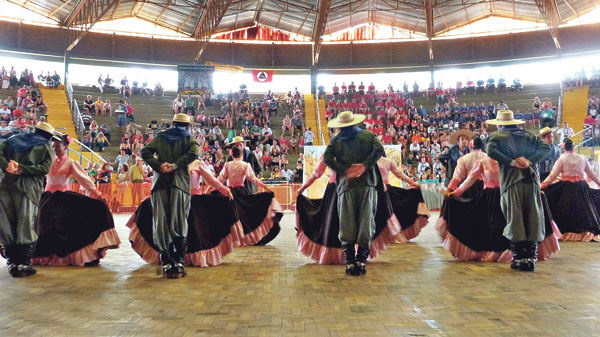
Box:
(1, 212), (599, 336)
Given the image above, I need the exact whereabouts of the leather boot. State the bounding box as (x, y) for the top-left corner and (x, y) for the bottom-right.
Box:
(168, 237), (187, 278)
(341, 244), (357, 276)
(510, 242), (521, 270)
(16, 244), (37, 277)
(159, 250), (172, 278)
(519, 242), (537, 272)
(4, 245), (19, 277)
(355, 246), (370, 276)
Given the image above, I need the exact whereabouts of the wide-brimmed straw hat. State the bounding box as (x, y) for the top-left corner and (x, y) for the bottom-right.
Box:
(35, 122), (55, 135)
(486, 110), (525, 126)
(327, 111), (365, 128)
(231, 136), (249, 144)
(538, 126), (557, 136)
(449, 129), (475, 146)
(172, 113), (191, 124)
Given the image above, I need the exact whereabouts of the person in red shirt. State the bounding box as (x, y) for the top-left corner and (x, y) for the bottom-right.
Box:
(364, 113), (375, 129)
(350, 100), (358, 111)
(364, 92), (372, 105)
(353, 92), (361, 101)
(368, 82), (375, 93)
(377, 108), (386, 119)
(394, 96), (405, 108)
(333, 83), (339, 96)
(342, 100), (350, 110)
(12, 108), (24, 119)
(373, 124), (385, 137)
(126, 102), (134, 122)
(325, 108), (334, 121)
(375, 100), (384, 108)
(381, 91), (389, 100)
(359, 100), (368, 114)
(358, 82), (365, 94)
(374, 115), (384, 126)
(341, 82), (347, 94)
(328, 99), (335, 109)
(382, 131), (394, 145)
(385, 99), (393, 109)
(348, 82), (356, 94)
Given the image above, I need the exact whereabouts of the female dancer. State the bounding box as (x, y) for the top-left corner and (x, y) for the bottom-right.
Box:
(33, 135), (121, 266)
(377, 155), (430, 243)
(295, 153), (421, 265)
(218, 146), (283, 246)
(126, 158), (238, 267)
(436, 155), (560, 262)
(541, 138), (600, 241)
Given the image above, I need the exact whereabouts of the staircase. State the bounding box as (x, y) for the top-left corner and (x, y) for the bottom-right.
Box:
(561, 86), (589, 133)
(317, 95), (329, 144)
(303, 94), (322, 145)
(41, 88), (105, 165)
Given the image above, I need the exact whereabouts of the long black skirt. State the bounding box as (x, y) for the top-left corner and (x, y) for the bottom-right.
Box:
(457, 179), (484, 200)
(33, 191), (120, 266)
(544, 181), (600, 235)
(386, 185), (429, 232)
(440, 188), (557, 254)
(296, 183), (394, 249)
(129, 193), (237, 267)
(231, 187), (283, 246)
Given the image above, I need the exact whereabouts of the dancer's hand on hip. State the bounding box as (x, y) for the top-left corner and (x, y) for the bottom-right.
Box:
(345, 164), (367, 179)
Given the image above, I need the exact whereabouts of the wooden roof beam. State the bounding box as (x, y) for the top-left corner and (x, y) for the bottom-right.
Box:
(313, 0), (332, 65)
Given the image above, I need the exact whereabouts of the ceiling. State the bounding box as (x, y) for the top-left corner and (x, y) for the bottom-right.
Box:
(6, 0), (600, 39)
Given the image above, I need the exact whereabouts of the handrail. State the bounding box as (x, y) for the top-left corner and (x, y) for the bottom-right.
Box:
(315, 93), (326, 145)
(557, 80), (564, 126)
(54, 130), (106, 166)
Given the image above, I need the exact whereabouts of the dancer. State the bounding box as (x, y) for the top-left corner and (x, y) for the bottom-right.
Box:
(538, 127), (560, 182)
(486, 110), (551, 271)
(127, 157), (238, 268)
(219, 146), (283, 246)
(541, 138), (600, 241)
(0, 122), (54, 277)
(439, 129), (474, 187)
(295, 154), (404, 264)
(227, 136), (262, 194)
(436, 154), (560, 262)
(33, 135), (121, 266)
(140, 113), (198, 279)
(377, 155), (430, 243)
(447, 136), (486, 197)
(324, 111), (384, 276)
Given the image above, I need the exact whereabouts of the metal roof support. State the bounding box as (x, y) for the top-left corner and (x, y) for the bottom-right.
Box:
(65, 0), (119, 52)
(64, 0), (90, 27)
(253, 0), (265, 23)
(313, 0), (331, 65)
(425, 0), (434, 85)
(194, 0), (234, 62)
(535, 0), (562, 50)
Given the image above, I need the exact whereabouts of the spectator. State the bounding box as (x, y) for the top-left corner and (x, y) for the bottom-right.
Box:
(115, 149), (130, 171)
(173, 94), (185, 114)
(184, 95), (195, 115)
(557, 122), (574, 143)
(94, 132), (110, 152)
(84, 95), (95, 114)
(303, 127), (315, 146)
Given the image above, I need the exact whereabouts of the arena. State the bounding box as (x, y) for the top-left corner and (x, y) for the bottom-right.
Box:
(1, 0), (600, 336)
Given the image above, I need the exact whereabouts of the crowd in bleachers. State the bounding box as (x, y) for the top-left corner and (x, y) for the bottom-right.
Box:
(95, 74), (161, 96)
(1, 66), (61, 90)
(325, 80), (554, 182)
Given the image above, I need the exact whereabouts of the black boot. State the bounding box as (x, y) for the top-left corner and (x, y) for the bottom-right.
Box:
(355, 246), (370, 276)
(159, 250), (172, 278)
(520, 242), (537, 272)
(168, 237), (187, 278)
(4, 245), (19, 277)
(17, 244), (37, 277)
(511, 241), (536, 272)
(342, 244), (357, 276)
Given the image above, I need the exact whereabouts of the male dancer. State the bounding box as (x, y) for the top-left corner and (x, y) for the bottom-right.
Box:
(486, 110), (550, 271)
(439, 129), (474, 187)
(324, 111), (384, 276)
(141, 113), (198, 278)
(227, 136), (262, 194)
(447, 137), (487, 192)
(0, 122), (55, 277)
(538, 127), (560, 182)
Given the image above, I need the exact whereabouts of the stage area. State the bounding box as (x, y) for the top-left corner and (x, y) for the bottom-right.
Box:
(0, 212), (599, 336)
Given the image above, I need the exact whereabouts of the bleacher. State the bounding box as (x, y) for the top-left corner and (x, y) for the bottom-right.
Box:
(70, 86), (301, 175)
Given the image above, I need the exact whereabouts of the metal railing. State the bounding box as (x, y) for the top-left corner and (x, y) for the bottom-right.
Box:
(314, 93), (326, 145)
(573, 124), (596, 158)
(63, 73), (106, 166)
(557, 80), (564, 126)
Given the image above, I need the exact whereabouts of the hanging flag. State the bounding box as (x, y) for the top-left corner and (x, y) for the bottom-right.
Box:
(252, 70), (273, 83)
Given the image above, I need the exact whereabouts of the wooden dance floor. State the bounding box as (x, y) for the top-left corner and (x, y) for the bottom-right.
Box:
(1, 212), (599, 336)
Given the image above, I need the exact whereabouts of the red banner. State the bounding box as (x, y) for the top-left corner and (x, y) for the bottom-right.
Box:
(252, 70), (273, 83)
